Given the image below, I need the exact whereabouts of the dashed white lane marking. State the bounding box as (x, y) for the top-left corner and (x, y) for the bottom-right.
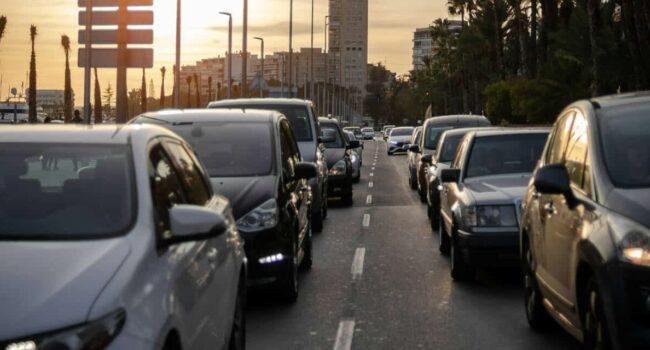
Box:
(366, 195), (372, 205)
(368, 181), (374, 188)
(362, 214), (371, 228)
(371, 167), (375, 170)
(370, 172), (374, 177)
(333, 319), (356, 350)
(351, 247), (366, 277)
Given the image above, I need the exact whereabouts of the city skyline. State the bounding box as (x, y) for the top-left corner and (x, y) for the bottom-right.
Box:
(0, 0), (447, 103)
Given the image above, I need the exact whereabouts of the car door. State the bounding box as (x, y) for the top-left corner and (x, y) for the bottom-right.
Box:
(441, 136), (469, 233)
(284, 120), (310, 241)
(163, 139), (233, 349)
(279, 120), (303, 256)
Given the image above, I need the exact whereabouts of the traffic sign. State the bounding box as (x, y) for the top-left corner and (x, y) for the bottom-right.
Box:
(77, 48), (153, 68)
(78, 29), (153, 45)
(78, 0), (152, 7)
(78, 10), (153, 26)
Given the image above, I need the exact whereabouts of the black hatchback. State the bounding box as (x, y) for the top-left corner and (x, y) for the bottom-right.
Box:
(132, 109), (317, 301)
(319, 118), (359, 206)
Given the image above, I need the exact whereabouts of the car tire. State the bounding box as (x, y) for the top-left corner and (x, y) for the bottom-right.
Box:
(322, 191), (328, 219)
(311, 207), (323, 233)
(523, 238), (553, 331)
(353, 172), (361, 183)
(582, 277), (611, 350)
(278, 239), (299, 302)
(228, 279), (246, 350)
(438, 218), (450, 255)
(450, 228), (474, 281)
(341, 191), (353, 206)
(418, 187), (427, 203)
(300, 225), (313, 271)
(409, 173), (417, 190)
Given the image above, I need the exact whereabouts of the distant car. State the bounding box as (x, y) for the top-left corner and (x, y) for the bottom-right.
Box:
(344, 130), (362, 183)
(387, 127), (415, 155)
(343, 126), (363, 140)
(0, 125), (246, 350)
(132, 109), (318, 301)
(407, 126), (423, 189)
(382, 125), (395, 140)
(520, 93), (650, 350)
(208, 98), (329, 232)
(361, 127), (375, 140)
(439, 128), (549, 281)
(411, 115), (492, 203)
(320, 117), (359, 205)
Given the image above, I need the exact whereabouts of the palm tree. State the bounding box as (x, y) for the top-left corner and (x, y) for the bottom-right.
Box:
(171, 65), (176, 107)
(193, 73), (200, 107)
(94, 68), (102, 124)
(0, 16), (7, 45)
(61, 35), (72, 122)
(208, 76), (213, 101)
(186, 75), (192, 108)
(28, 25), (37, 123)
(141, 68), (147, 113)
(160, 66), (166, 108)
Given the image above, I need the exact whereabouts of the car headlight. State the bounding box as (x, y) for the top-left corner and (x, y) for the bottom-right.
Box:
(2, 309), (125, 350)
(237, 198), (278, 232)
(463, 205), (517, 227)
(610, 214), (650, 267)
(328, 159), (347, 175)
(351, 153), (358, 164)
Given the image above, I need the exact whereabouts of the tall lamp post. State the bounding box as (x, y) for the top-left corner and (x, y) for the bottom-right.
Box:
(174, 0), (181, 108)
(324, 15), (329, 116)
(309, 0), (314, 103)
(241, 0), (248, 97)
(219, 12), (232, 99)
(288, 0), (293, 98)
(254, 37), (264, 98)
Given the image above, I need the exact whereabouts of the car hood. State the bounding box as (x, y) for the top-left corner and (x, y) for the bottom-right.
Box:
(211, 175), (276, 219)
(388, 136), (411, 143)
(324, 148), (346, 168)
(0, 239), (130, 340)
(463, 174), (531, 205)
(606, 188), (650, 228)
(298, 142), (317, 163)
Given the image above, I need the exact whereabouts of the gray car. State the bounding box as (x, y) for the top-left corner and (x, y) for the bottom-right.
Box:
(0, 125), (246, 350)
(438, 128), (549, 281)
(344, 130), (363, 183)
(387, 127), (415, 155)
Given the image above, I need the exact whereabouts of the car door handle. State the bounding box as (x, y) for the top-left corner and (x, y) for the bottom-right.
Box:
(543, 202), (557, 215)
(206, 248), (218, 263)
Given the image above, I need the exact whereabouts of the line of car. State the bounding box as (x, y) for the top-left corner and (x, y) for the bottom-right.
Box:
(401, 92), (650, 350)
(0, 98), (368, 350)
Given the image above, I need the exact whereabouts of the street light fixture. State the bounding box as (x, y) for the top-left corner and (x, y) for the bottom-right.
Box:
(219, 12), (232, 99)
(254, 37), (264, 98)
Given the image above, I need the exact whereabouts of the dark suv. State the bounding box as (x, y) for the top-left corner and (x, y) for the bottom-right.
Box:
(132, 109), (317, 301)
(208, 99), (329, 232)
(520, 93), (650, 350)
(319, 117), (359, 205)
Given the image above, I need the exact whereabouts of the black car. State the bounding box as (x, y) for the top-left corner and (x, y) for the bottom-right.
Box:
(131, 109), (317, 301)
(520, 93), (650, 350)
(319, 118), (359, 205)
(439, 128), (549, 281)
(208, 98), (329, 232)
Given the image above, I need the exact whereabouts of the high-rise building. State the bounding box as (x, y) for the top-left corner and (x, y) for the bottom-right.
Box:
(412, 20), (463, 71)
(328, 0), (368, 101)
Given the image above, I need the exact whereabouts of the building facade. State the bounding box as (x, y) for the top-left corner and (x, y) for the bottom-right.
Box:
(412, 20), (463, 71)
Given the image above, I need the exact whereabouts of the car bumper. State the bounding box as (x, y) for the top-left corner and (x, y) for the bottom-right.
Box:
(456, 228), (520, 266)
(327, 174), (352, 197)
(240, 226), (292, 286)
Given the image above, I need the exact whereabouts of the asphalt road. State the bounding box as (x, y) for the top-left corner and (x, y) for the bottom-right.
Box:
(246, 138), (581, 350)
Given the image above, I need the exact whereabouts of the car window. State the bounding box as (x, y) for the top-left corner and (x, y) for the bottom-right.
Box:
(438, 133), (466, 163)
(424, 125), (453, 150)
(564, 111), (589, 193)
(546, 111), (575, 164)
(466, 133), (548, 178)
(164, 140), (212, 206)
(390, 127), (414, 136)
(321, 124), (345, 148)
(211, 104), (313, 142)
(279, 120), (297, 179)
(149, 144), (186, 239)
(452, 136), (470, 169)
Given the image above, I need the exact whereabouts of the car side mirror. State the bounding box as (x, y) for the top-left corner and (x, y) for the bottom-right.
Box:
(421, 154), (433, 165)
(294, 162), (318, 179)
(440, 168), (460, 183)
(533, 163), (578, 208)
(347, 140), (360, 149)
(167, 205), (227, 245)
(409, 144), (421, 153)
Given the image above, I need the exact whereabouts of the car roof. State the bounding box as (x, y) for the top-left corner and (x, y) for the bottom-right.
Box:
(0, 124), (170, 144)
(207, 98), (314, 108)
(441, 126), (495, 137)
(590, 91), (650, 110)
(392, 126), (414, 130)
(136, 108), (279, 124)
(471, 127), (551, 138)
(319, 117), (340, 125)
(424, 115), (490, 126)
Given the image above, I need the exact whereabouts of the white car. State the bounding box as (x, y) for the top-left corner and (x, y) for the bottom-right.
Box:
(0, 125), (246, 350)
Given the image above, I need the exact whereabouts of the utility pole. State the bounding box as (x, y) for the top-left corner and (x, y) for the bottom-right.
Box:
(219, 12), (232, 99)
(115, 0), (127, 122)
(83, 0), (92, 123)
(254, 37), (264, 98)
(310, 0), (314, 102)
(288, 0), (293, 98)
(241, 0), (248, 97)
(174, 0), (181, 108)
(324, 15), (329, 116)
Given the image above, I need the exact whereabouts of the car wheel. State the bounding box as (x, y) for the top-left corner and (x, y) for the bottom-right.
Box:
(300, 225), (313, 271)
(311, 206), (323, 233)
(278, 239), (299, 302)
(409, 173), (417, 190)
(450, 228), (474, 281)
(582, 277), (611, 350)
(228, 280), (246, 350)
(523, 238), (552, 331)
(353, 172), (361, 183)
(438, 218), (450, 255)
(341, 191), (353, 206)
(322, 191), (328, 219)
(418, 187), (427, 203)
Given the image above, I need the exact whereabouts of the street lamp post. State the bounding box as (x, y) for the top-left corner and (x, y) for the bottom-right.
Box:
(254, 37), (264, 98)
(219, 12), (232, 99)
(242, 0), (248, 97)
(309, 0), (314, 103)
(324, 15), (329, 116)
(174, 0), (181, 108)
(288, 0), (293, 98)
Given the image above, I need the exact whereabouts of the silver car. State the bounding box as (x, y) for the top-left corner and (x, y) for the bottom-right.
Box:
(0, 125), (246, 350)
(387, 126), (415, 155)
(344, 130), (362, 182)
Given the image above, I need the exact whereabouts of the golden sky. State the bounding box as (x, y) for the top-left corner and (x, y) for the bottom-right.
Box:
(0, 0), (447, 104)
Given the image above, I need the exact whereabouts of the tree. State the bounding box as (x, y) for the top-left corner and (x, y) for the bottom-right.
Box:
(61, 35), (72, 122)
(140, 68), (147, 113)
(587, 0), (602, 96)
(208, 76), (213, 101)
(160, 66), (166, 108)
(28, 25), (37, 123)
(94, 68), (102, 124)
(0, 15), (6, 46)
(103, 83), (113, 116)
(193, 73), (201, 107)
(186, 75), (192, 108)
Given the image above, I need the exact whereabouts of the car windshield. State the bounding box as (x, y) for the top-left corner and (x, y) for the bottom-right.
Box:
(0, 144), (135, 239)
(345, 131), (357, 141)
(321, 124), (344, 148)
(438, 133), (465, 162)
(390, 127), (414, 137)
(362, 128), (373, 132)
(599, 109), (650, 188)
(168, 122), (273, 177)
(210, 104), (312, 142)
(424, 126), (452, 149)
(466, 133), (548, 178)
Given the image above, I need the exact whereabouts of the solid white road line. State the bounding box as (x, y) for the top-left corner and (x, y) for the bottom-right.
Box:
(333, 320), (356, 350)
(351, 247), (366, 277)
(368, 181), (374, 188)
(366, 195), (372, 205)
(362, 214), (371, 228)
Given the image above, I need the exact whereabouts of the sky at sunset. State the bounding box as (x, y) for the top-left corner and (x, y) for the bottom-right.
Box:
(0, 0), (448, 105)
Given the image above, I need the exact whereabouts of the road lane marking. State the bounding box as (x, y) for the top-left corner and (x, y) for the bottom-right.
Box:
(333, 320), (356, 350)
(351, 247), (366, 278)
(362, 214), (371, 228)
(368, 181), (374, 188)
(370, 172), (374, 177)
(366, 195), (372, 205)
